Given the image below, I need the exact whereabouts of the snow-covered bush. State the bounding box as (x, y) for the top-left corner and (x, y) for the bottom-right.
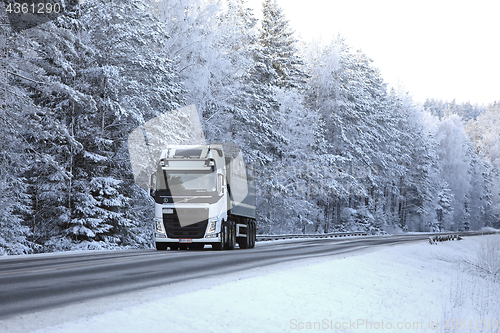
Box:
(476, 234), (500, 281)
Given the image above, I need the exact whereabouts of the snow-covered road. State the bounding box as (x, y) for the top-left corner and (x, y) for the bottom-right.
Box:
(2, 234), (499, 333)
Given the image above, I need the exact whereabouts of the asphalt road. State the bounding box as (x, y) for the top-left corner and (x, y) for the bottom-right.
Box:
(0, 232), (490, 319)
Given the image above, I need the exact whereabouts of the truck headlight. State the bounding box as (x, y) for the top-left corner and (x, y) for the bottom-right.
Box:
(155, 218), (166, 238)
(206, 218), (217, 236)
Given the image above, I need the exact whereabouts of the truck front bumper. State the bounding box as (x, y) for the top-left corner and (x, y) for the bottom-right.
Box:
(154, 234), (221, 244)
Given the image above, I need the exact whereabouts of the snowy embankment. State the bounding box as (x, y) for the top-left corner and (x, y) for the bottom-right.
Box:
(4, 235), (500, 333)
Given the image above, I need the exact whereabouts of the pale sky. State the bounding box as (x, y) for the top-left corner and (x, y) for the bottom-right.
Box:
(247, 0), (500, 105)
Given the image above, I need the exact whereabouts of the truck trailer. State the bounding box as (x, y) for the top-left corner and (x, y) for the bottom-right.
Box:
(151, 143), (257, 250)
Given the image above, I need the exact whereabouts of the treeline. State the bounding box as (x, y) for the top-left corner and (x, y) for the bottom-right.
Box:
(0, 0), (498, 254)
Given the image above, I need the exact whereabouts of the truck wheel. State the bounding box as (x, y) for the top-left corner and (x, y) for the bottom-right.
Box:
(213, 221), (226, 250)
(155, 242), (168, 251)
(250, 221), (256, 248)
(253, 222), (257, 247)
(227, 221), (235, 250)
(248, 222), (253, 248)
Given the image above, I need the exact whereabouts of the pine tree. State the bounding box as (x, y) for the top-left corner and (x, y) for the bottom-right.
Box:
(6, 4), (91, 251)
(466, 102), (500, 226)
(436, 185), (454, 231)
(305, 37), (400, 233)
(435, 115), (472, 230)
(0, 21), (33, 253)
(6, 0), (185, 250)
(58, 0), (186, 248)
(259, 0), (306, 90)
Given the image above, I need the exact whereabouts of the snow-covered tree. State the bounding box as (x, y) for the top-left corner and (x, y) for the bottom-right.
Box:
(6, 4), (91, 251)
(435, 115), (472, 230)
(435, 185), (454, 231)
(6, 0), (185, 250)
(305, 37), (404, 233)
(259, 0), (307, 90)
(0, 22), (33, 254)
(2, 0), (498, 254)
(390, 92), (440, 232)
(466, 102), (500, 227)
(57, 0), (186, 248)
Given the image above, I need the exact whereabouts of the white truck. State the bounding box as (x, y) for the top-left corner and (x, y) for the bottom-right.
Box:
(151, 143), (257, 250)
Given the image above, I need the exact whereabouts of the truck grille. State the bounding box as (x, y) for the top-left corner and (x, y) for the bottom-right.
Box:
(163, 208), (209, 239)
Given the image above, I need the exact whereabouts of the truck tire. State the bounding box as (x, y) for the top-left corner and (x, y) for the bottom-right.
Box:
(250, 221), (256, 248)
(155, 242), (168, 251)
(227, 221), (235, 250)
(253, 221), (257, 247)
(248, 222), (253, 248)
(213, 221), (226, 250)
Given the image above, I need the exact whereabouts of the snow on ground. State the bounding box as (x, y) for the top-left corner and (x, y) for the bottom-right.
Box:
(3, 235), (500, 333)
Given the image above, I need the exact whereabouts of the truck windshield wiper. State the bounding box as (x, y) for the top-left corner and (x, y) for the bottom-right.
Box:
(178, 196), (205, 203)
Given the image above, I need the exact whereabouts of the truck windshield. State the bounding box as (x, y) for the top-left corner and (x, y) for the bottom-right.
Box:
(157, 170), (216, 193)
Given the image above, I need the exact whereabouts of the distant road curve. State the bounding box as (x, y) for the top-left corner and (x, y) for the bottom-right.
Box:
(0, 231), (493, 319)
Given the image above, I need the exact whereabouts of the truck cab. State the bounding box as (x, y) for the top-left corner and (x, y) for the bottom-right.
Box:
(152, 144), (256, 250)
